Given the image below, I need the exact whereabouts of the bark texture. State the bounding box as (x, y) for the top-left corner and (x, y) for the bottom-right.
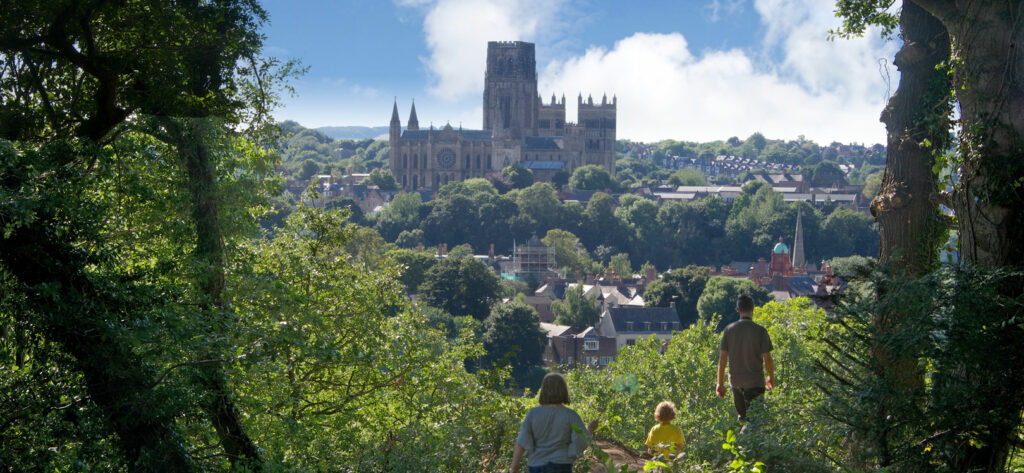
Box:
(871, 0), (951, 274)
(162, 118), (263, 472)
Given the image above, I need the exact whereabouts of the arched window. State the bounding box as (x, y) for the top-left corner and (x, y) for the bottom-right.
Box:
(476, 155), (481, 169)
(412, 154), (418, 169)
(402, 174), (407, 187)
(403, 154), (408, 167)
(465, 154), (470, 168)
(412, 174), (418, 189)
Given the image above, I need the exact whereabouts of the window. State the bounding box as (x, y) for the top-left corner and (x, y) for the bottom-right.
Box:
(661, 322), (668, 331)
(673, 322), (680, 331)
(584, 340), (599, 351)
(644, 321), (652, 331)
(626, 339), (635, 346)
(625, 322), (633, 331)
(600, 356), (613, 366)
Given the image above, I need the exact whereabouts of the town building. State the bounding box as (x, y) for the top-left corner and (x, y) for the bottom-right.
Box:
(595, 306), (682, 350)
(389, 41), (616, 190)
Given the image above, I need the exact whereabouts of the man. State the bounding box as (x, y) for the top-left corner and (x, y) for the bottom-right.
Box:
(715, 295), (775, 421)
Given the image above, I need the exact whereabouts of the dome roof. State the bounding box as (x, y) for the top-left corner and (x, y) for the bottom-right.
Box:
(773, 241), (789, 254)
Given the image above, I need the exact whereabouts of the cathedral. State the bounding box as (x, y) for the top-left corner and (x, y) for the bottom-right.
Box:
(389, 41), (617, 191)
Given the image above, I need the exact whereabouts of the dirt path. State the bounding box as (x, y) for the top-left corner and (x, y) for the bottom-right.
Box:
(586, 439), (649, 472)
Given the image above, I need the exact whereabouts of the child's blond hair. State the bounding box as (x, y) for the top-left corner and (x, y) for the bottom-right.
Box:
(654, 400), (676, 422)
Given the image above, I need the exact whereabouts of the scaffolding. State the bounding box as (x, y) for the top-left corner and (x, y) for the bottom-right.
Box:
(510, 235), (556, 281)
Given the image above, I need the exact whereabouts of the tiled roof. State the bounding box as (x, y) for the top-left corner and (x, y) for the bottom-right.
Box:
(606, 307), (680, 333)
(401, 129), (492, 141)
(786, 276), (818, 295)
(521, 160), (566, 170)
(525, 136), (563, 151)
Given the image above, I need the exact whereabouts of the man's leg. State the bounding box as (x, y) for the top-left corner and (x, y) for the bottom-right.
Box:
(731, 387), (766, 421)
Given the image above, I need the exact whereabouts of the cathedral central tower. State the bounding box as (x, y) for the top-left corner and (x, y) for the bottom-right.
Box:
(483, 41), (538, 140)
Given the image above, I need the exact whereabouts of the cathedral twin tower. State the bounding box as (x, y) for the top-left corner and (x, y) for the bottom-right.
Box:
(389, 41), (617, 191)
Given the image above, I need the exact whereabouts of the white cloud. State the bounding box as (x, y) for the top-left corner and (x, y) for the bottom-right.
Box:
(705, 0), (745, 22)
(417, 0), (569, 100)
(409, 0), (897, 144)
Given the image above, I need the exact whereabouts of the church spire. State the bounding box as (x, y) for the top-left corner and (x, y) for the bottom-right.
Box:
(390, 98), (400, 125)
(408, 99), (420, 131)
(792, 209), (806, 269)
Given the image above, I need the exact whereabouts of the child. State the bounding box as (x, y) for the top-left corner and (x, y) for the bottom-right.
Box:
(645, 400), (685, 458)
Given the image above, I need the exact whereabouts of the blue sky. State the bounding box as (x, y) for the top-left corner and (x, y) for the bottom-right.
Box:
(260, 0), (897, 145)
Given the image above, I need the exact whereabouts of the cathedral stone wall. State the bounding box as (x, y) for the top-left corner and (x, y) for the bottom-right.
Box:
(389, 41), (616, 191)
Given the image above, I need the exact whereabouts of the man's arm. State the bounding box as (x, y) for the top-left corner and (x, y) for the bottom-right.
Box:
(716, 350), (728, 398)
(763, 352), (775, 389)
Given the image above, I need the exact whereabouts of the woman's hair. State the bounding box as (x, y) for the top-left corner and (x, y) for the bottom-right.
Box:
(654, 400), (676, 422)
(538, 372), (571, 405)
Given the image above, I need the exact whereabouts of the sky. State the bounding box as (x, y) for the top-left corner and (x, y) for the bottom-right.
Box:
(260, 0), (899, 145)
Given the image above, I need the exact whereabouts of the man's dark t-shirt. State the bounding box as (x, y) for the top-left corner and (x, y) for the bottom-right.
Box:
(720, 318), (773, 389)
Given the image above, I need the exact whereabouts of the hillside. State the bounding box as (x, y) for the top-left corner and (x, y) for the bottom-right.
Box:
(316, 125), (390, 140)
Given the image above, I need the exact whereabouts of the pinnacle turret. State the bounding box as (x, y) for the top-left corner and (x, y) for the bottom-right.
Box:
(408, 99), (420, 131)
(390, 98), (400, 125)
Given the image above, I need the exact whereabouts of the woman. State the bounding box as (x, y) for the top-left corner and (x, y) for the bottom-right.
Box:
(511, 373), (598, 473)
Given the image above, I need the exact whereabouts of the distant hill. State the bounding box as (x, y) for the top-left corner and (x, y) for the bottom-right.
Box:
(316, 126), (390, 140)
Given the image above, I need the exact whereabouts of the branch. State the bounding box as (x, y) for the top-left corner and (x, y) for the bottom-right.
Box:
(150, 358), (224, 388)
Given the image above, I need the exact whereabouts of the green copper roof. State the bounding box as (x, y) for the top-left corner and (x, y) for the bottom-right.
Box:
(773, 242), (789, 254)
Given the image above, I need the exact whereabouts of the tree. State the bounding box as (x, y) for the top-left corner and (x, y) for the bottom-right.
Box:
(482, 302), (547, 386)
(541, 229), (592, 276)
(299, 159), (321, 180)
(569, 164), (614, 191)
(745, 132), (767, 153)
(822, 208), (878, 258)
(0, 1), (271, 470)
(515, 183), (562, 232)
(667, 168), (708, 186)
(696, 277), (772, 330)
(609, 253), (633, 278)
(395, 228), (425, 249)
(833, 3), (1023, 466)
(552, 285), (602, 332)
(502, 163), (534, 189)
(806, 161), (848, 188)
(646, 266), (710, 325)
(386, 248), (437, 293)
(363, 168), (400, 191)
(420, 256), (501, 320)
(325, 196), (367, 226)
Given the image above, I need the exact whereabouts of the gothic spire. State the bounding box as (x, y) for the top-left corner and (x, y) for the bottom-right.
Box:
(792, 208), (806, 269)
(408, 99), (420, 131)
(390, 98), (400, 125)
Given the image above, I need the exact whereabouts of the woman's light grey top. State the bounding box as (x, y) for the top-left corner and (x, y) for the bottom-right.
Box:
(516, 404), (590, 466)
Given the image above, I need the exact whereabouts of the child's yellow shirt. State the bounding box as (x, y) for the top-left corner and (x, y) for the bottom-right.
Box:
(645, 422), (685, 456)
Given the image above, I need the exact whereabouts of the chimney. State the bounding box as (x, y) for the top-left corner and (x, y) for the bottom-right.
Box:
(417, 243), (423, 252)
(488, 243), (495, 261)
(645, 264), (657, 282)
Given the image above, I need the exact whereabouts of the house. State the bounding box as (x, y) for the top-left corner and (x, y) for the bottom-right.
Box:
(524, 294), (555, 323)
(596, 306), (682, 350)
(540, 323), (617, 367)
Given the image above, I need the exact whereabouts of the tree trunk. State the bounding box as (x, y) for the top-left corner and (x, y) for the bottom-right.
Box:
(918, 0), (1024, 267)
(868, 1), (951, 465)
(161, 118), (263, 472)
(871, 1), (951, 274)
(915, 2), (1024, 470)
